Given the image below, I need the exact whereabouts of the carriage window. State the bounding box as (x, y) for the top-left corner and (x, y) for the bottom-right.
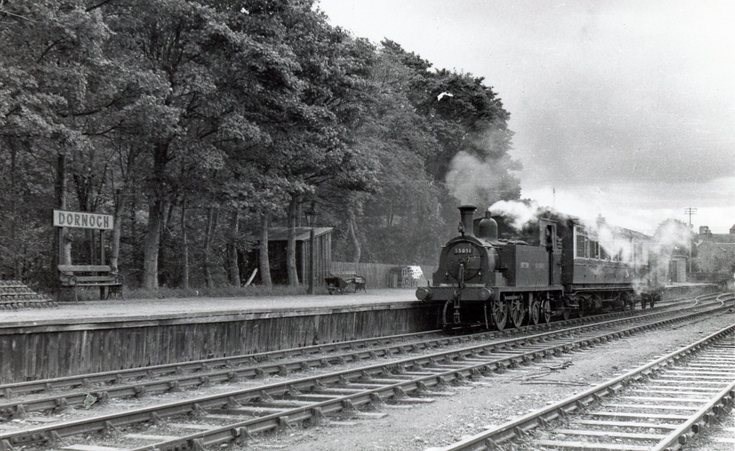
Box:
(590, 240), (599, 259)
(600, 246), (608, 260)
(576, 234), (588, 258)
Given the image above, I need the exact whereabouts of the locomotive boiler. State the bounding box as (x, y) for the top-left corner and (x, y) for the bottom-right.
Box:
(416, 205), (658, 330)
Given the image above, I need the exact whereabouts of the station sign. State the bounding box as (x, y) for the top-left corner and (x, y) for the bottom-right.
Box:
(53, 209), (113, 230)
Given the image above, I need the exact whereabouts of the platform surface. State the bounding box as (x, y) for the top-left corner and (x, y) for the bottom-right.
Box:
(0, 283), (720, 329)
(0, 289), (422, 328)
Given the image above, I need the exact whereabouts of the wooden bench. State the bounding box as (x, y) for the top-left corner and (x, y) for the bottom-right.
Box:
(58, 265), (123, 302)
(325, 273), (366, 294)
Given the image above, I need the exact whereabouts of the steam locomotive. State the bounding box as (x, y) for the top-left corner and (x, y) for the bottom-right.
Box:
(416, 205), (661, 330)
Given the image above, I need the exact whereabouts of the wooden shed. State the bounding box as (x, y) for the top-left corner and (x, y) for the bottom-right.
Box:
(253, 227), (333, 286)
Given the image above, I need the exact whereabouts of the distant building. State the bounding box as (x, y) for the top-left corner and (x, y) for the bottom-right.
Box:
(668, 254), (688, 283)
(697, 224), (735, 243)
(692, 224), (735, 284)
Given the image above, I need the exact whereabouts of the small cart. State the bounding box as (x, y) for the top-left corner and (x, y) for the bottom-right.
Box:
(324, 273), (366, 294)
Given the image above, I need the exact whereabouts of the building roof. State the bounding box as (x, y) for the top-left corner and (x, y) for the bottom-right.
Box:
(697, 241), (735, 250)
(266, 227), (333, 242)
(699, 233), (735, 244)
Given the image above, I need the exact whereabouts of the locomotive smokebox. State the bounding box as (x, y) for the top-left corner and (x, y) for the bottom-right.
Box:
(458, 205), (477, 236)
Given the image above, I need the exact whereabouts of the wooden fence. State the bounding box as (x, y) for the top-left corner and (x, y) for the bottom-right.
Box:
(330, 262), (436, 289)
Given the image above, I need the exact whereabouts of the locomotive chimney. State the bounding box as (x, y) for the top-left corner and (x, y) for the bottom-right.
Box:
(458, 205), (477, 237)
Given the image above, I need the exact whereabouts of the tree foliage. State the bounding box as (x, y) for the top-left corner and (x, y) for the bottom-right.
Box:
(0, 0), (520, 288)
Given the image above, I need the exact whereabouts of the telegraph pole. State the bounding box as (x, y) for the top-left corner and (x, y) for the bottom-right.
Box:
(684, 207), (697, 279)
(684, 207), (697, 229)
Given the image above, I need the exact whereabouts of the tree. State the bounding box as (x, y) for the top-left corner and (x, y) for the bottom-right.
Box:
(329, 45), (445, 264)
(236, 1), (381, 284)
(380, 40), (520, 239)
(97, 0), (308, 288)
(0, 0), (114, 282)
(0, 1), (520, 290)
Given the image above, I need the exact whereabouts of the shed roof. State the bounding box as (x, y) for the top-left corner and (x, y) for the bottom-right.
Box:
(267, 227), (333, 242)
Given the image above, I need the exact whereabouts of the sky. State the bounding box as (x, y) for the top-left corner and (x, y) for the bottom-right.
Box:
(317, 0), (735, 234)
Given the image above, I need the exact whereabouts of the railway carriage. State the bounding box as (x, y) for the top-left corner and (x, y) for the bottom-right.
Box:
(416, 205), (660, 330)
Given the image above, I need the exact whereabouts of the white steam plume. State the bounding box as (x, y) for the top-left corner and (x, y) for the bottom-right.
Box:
(445, 152), (518, 206)
(488, 199), (693, 285)
(488, 200), (542, 230)
(444, 123), (520, 206)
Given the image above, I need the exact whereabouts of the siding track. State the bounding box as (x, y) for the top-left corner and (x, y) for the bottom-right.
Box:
(441, 312), (735, 450)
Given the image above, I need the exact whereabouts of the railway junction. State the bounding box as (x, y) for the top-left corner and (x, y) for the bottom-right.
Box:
(0, 286), (733, 451)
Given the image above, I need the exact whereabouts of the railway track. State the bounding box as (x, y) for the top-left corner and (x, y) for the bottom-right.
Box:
(0, 293), (726, 421)
(440, 321), (735, 451)
(0, 293), (730, 450)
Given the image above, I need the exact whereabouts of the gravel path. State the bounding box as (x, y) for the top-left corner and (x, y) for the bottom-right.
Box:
(253, 311), (735, 451)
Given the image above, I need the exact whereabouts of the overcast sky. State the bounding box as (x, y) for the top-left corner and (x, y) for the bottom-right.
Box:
(318, 0), (735, 234)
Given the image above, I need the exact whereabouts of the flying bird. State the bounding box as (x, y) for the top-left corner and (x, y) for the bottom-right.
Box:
(437, 91), (454, 101)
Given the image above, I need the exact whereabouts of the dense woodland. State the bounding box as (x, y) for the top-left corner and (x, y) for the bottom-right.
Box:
(0, 0), (521, 290)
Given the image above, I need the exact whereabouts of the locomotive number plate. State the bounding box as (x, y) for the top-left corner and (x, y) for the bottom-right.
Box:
(454, 247), (473, 254)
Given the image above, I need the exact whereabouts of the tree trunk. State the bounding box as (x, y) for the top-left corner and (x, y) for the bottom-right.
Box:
(9, 142), (19, 278)
(158, 200), (172, 287)
(347, 207), (361, 267)
(142, 199), (162, 289)
(55, 152), (71, 271)
(259, 211), (272, 287)
(228, 210), (241, 287)
(110, 189), (123, 274)
(72, 167), (99, 264)
(142, 142), (169, 290)
(181, 196), (190, 290)
(129, 191), (139, 279)
(203, 206), (218, 288)
(286, 196), (300, 286)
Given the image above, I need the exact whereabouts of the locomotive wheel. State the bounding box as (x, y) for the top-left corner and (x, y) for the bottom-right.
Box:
(578, 298), (586, 317)
(650, 294), (658, 309)
(491, 300), (508, 331)
(561, 298), (571, 321)
(509, 298), (525, 328)
(562, 308), (570, 321)
(529, 299), (541, 325)
(541, 298), (552, 324)
(619, 292), (633, 311)
(578, 296), (591, 317)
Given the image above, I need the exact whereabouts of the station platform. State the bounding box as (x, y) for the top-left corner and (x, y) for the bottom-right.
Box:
(0, 284), (722, 383)
(0, 289), (440, 383)
(0, 289), (421, 328)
